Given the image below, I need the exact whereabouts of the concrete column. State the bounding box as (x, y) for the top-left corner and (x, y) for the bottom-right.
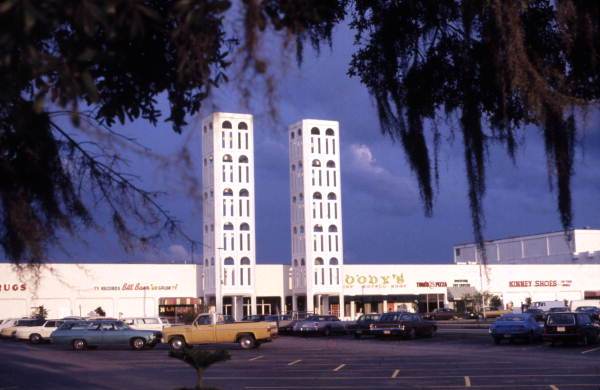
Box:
(339, 294), (345, 319)
(232, 295), (238, 321)
(322, 295), (330, 315)
(251, 295), (257, 315)
(216, 294), (223, 315)
(315, 294), (321, 314)
(279, 295), (286, 315)
(292, 294), (298, 313)
(383, 299), (388, 313)
(307, 293), (314, 314)
(350, 300), (356, 320)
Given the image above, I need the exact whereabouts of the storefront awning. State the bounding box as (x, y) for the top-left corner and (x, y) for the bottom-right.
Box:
(447, 286), (478, 301)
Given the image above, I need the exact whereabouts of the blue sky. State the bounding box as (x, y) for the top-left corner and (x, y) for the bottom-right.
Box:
(43, 23), (600, 265)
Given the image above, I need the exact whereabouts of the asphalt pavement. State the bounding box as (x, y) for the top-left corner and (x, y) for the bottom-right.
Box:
(1, 332), (600, 390)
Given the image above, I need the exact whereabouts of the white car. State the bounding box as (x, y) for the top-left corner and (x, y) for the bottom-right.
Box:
(0, 318), (19, 331)
(122, 317), (168, 332)
(15, 319), (66, 344)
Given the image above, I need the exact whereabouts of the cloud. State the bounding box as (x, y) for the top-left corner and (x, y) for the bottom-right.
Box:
(166, 244), (190, 262)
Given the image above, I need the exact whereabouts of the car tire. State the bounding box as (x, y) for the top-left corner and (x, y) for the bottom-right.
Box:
(353, 332), (361, 339)
(72, 339), (87, 351)
(131, 337), (146, 351)
(239, 334), (256, 350)
(169, 336), (186, 351)
(527, 332), (535, 344)
(29, 333), (42, 345)
(323, 327), (331, 337)
(407, 328), (416, 340)
(493, 336), (502, 345)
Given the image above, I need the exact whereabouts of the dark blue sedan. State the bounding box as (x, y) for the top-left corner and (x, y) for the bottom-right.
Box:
(489, 313), (543, 344)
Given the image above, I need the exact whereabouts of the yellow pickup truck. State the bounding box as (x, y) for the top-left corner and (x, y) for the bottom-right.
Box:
(162, 313), (277, 350)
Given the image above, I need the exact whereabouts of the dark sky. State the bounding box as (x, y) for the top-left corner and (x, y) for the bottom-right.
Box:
(44, 23), (600, 265)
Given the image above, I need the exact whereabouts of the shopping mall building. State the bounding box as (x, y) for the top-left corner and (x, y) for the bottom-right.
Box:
(1, 113), (599, 320)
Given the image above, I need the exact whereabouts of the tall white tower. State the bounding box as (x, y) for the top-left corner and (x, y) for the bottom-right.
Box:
(289, 119), (344, 317)
(201, 112), (257, 320)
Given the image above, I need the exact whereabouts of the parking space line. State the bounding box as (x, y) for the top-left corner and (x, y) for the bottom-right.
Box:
(464, 376), (471, 387)
(549, 386), (559, 390)
(391, 369), (400, 378)
(249, 355), (264, 361)
(288, 359), (302, 366)
(332, 364), (346, 372)
(581, 346), (600, 354)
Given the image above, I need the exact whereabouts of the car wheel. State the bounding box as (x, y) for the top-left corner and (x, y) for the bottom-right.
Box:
(169, 336), (186, 351)
(29, 333), (42, 345)
(239, 334), (256, 350)
(407, 328), (416, 340)
(323, 327), (331, 337)
(131, 337), (146, 350)
(353, 332), (361, 339)
(493, 336), (502, 345)
(527, 332), (535, 344)
(72, 339), (87, 351)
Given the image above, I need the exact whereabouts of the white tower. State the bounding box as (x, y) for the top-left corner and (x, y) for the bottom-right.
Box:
(201, 112), (257, 320)
(289, 119), (344, 317)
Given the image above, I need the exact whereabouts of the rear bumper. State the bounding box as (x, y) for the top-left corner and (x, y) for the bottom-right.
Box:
(543, 333), (580, 341)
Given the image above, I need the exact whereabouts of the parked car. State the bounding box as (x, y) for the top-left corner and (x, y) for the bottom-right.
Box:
(489, 313), (543, 344)
(533, 300), (568, 312)
(51, 320), (162, 350)
(524, 308), (546, 322)
(292, 315), (346, 336)
(0, 318), (19, 332)
(544, 312), (600, 346)
(162, 313), (277, 350)
(1, 318), (45, 339)
(370, 312), (436, 339)
(458, 310), (479, 320)
(15, 319), (66, 344)
(424, 308), (457, 321)
(347, 313), (381, 338)
(574, 307), (600, 321)
(122, 317), (169, 332)
(479, 307), (512, 320)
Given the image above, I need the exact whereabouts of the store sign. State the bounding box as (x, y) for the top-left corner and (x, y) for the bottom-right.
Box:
(508, 280), (572, 288)
(344, 273), (406, 289)
(1, 283), (26, 292)
(416, 281), (447, 288)
(93, 282), (179, 292)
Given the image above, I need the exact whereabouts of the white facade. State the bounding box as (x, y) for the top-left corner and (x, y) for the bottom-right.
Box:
(454, 229), (600, 264)
(0, 264), (197, 319)
(289, 119), (344, 316)
(200, 112), (257, 320)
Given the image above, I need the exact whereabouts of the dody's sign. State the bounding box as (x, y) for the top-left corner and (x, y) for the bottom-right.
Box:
(344, 274), (406, 289)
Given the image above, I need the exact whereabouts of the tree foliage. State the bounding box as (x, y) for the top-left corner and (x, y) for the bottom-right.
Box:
(1, 0), (599, 262)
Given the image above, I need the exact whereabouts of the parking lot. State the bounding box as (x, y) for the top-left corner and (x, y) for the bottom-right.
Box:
(1, 331), (600, 390)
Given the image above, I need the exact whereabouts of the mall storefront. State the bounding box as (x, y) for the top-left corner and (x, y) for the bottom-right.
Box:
(1, 262), (599, 320)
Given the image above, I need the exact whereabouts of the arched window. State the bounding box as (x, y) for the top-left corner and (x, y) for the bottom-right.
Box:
(291, 164), (296, 171)
(300, 225), (305, 234)
(238, 122), (248, 130)
(329, 258), (339, 265)
(240, 257), (251, 265)
(328, 225), (338, 232)
(223, 154), (232, 162)
(327, 192), (336, 200)
(292, 196), (296, 203)
(313, 192), (322, 200)
(311, 127), (320, 135)
(239, 189), (249, 197)
(298, 129), (302, 136)
(314, 257), (324, 265)
(298, 161), (303, 168)
(223, 222), (234, 231)
(238, 155), (248, 163)
(326, 160), (335, 168)
(314, 224), (323, 232)
(224, 257), (234, 265)
(290, 132), (295, 139)
(299, 193), (304, 201)
(204, 259), (208, 266)
(293, 259), (298, 266)
(312, 159), (321, 167)
(222, 121), (232, 129)
(210, 257), (215, 265)
(223, 188), (233, 196)
(240, 223), (250, 231)
(301, 258), (305, 266)
(326, 128), (334, 136)
(293, 226), (297, 234)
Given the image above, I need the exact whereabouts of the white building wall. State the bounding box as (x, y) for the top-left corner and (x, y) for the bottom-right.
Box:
(0, 264), (197, 319)
(289, 119), (344, 315)
(573, 229), (600, 254)
(201, 113), (257, 318)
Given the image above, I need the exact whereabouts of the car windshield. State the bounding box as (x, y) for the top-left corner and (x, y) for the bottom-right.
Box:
(547, 313), (576, 325)
(575, 307), (595, 311)
(306, 316), (336, 322)
(58, 321), (89, 330)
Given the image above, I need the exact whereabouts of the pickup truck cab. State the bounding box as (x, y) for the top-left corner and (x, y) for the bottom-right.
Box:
(162, 313), (277, 351)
